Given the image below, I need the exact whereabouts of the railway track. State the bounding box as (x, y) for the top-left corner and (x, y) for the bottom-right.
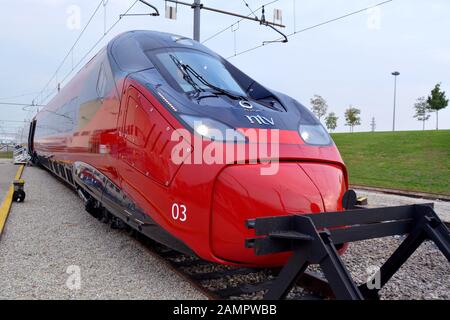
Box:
(40, 165), (334, 300)
(130, 219), (450, 300)
(132, 232), (334, 300)
(79, 185), (450, 300)
(45, 168), (450, 300)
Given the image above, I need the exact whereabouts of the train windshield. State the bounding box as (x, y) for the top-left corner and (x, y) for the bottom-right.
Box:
(154, 50), (246, 97)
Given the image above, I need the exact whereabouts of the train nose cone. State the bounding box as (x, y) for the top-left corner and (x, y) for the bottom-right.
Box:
(210, 162), (346, 266)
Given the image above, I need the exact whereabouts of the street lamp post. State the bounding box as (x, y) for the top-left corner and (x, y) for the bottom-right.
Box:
(391, 71), (400, 131)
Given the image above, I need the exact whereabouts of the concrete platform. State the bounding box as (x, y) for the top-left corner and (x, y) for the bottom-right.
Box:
(0, 159), (17, 203)
(0, 165), (205, 299)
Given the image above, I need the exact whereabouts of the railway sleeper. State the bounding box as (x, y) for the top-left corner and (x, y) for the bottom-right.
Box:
(212, 280), (274, 298)
(190, 267), (261, 281)
(170, 258), (211, 268)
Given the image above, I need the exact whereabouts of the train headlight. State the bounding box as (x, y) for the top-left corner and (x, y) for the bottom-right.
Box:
(298, 124), (332, 145)
(194, 123), (210, 136)
(180, 115), (247, 143)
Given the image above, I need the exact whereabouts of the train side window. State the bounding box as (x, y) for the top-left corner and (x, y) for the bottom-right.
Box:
(96, 64), (107, 100)
(124, 95), (150, 147)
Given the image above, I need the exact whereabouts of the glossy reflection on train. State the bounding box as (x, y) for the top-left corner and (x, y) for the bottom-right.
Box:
(30, 31), (348, 267)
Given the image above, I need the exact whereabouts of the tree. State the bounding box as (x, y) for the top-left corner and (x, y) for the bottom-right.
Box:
(413, 97), (431, 130)
(344, 106), (361, 133)
(325, 112), (338, 132)
(310, 95), (328, 121)
(427, 83), (448, 130)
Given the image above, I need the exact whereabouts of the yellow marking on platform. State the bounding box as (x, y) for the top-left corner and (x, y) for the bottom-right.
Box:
(0, 165), (25, 236)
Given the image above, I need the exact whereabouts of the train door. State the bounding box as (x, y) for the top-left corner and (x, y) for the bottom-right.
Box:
(114, 83), (193, 229)
(117, 85), (187, 187)
(119, 86), (152, 174)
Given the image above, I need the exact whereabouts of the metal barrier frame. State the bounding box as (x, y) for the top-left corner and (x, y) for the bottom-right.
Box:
(245, 203), (450, 300)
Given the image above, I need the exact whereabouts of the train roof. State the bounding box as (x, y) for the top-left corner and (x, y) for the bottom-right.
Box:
(108, 30), (217, 73)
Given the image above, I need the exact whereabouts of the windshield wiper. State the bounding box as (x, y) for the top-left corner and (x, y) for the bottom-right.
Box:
(169, 54), (203, 94)
(181, 63), (246, 101)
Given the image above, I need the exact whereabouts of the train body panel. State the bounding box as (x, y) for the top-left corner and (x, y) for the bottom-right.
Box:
(32, 30), (348, 267)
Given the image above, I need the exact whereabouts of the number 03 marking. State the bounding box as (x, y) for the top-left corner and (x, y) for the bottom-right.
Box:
(171, 203), (187, 222)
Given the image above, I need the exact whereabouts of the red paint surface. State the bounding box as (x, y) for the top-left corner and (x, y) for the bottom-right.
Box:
(35, 74), (349, 266)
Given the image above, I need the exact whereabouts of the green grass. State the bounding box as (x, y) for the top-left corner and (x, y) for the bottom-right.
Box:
(0, 151), (12, 159)
(331, 130), (450, 195)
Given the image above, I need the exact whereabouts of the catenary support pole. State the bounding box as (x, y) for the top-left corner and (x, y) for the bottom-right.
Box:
(193, 0), (201, 41)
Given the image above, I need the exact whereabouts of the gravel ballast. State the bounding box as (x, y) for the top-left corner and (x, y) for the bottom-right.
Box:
(345, 189), (450, 299)
(355, 188), (450, 222)
(0, 165), (448, 300)
(342, 238), (449, 300)
(0, 165), (205, 299)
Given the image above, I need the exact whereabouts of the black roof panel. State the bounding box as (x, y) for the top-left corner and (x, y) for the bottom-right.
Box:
(108, 30), (216, 73)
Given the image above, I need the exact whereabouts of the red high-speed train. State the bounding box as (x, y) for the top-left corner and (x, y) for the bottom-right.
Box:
(29, 31), (348, 267)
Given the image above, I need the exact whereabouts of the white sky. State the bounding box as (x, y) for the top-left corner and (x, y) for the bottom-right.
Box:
(0, 0), (449, 135)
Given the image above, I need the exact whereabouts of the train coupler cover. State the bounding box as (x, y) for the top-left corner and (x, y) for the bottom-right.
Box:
(245, 203), (450, 300)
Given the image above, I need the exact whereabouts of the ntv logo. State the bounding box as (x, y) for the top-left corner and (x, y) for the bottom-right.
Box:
(245, 115), (275, 126)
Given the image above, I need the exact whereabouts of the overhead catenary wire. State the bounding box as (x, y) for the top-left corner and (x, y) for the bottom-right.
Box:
(0, 120), (29, 123)
(0, 91), (41, 101)
(36, 0), (140, 106)
(0, 123), (26, 127)
(0, 102), (45, 107)
(201, 0), (281, 44)
(26, 0), (392, 108)
(104, 0), (108, 35)
(226, 0), (394, 59)
(33, 0), (105, 106)
(241, 0), (258, 19)
(5, 0), (157, 129)
(34, 0), (276, 106)
(58, 1), (139, 86)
